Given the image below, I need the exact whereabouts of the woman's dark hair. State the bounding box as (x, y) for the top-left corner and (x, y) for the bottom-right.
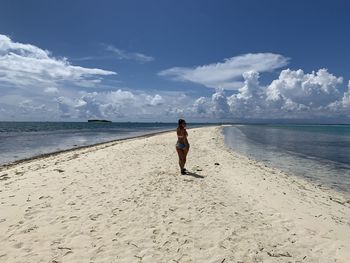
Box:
(178, 119), (186, 126)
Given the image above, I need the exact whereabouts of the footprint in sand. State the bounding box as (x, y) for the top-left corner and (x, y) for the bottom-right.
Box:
(15, 171), (25, 176)
(69, 216), (79, 220)
(57, 246), (73, 256)
(38, 195), (52, 200)
(22, 225), (38, 233)
(14, 242), (23, 248)
(0, 174), (10, 181)
(89, 213), (103, 221)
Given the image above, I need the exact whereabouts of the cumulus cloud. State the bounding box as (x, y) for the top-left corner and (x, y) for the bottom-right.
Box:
(327, 81), (350, 117)
(211, 88), (230, 118)
(105, 45), (154, 63)
(188, 68), (350, 121)
(1, 34), (349, 122)
(7, 67), (348, 122)
(56, 96), (75, 118)
(18, 99), (46, 115)
(188, 89), (231, 119)
(192, 97), (210, 116)
(146, 94), (163, 106)
(158, 54), (348, 121)
(227, 71), (265, 118)
(44, 87), (59, 94)
(266, 69), (342, 107)
(58, 90), (136, 119)
(0, 34), (116, 90)
(55, 90), (170, 120)
(159, 53), (289, 89)
(3, 67), (350, 122)
(343, 81), (350, 108)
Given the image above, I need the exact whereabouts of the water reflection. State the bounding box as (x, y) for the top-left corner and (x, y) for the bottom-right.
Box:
(223, 126), (350, 196)
(0, 129), (170, 165)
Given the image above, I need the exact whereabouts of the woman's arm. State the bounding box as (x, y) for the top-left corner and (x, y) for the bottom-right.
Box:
(177, 128), (185, 142)
(184, 129), (189, 145)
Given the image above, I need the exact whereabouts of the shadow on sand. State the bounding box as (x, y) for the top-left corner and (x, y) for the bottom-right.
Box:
(184, 171), (205, 179)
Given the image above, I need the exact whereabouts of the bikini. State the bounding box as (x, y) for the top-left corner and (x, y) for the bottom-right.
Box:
(176, 141), (186, 149)
(176, 133), (188, 149)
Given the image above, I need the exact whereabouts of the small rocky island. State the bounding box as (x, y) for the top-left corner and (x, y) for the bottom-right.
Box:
(88, 119), (112, 123)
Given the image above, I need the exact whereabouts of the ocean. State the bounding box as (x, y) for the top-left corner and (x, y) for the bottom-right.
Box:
(0, 122), (208, 166)
(223, 124), (350, 195)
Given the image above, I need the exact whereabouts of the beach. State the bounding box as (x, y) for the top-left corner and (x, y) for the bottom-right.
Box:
(0, 126), (349, 262)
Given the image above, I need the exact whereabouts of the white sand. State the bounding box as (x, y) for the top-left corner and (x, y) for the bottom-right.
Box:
(0, 126), (349, 262)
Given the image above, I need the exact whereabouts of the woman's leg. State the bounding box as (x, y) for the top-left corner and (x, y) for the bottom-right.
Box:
(183, 146), (190, 168)
(176, 147), (185, 170)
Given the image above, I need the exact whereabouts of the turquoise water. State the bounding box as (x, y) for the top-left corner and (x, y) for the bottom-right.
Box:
(223, 125), (350, 195)
(0, 122), (209, 165)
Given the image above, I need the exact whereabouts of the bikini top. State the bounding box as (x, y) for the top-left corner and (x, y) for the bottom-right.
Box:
(177, 129), (187, 139)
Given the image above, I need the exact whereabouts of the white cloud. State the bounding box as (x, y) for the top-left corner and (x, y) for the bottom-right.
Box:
(0, 35), (349, 123)
(145, 94), (163, 106)
(236, 71), (261, 100)
(192, 97), (210, 116)
(227, 71), (265, 118)
(266, 69), (342, 107)
(56, 90), (166, 119)
(188, 68), (350, 121)
(159, 53), (289, 89)
(6, 67), (348, 122)
(0, 34), (49, 57)
(342, 81), (350, 108)
(189, 89), (232, 119)
(3, 69), (350, 122)
(233, 68), (344, 119)
(44, 87), (59, 94)
(105, 45), (154, 63)
(56, 96), (75, 118)
(211, 88), (230, 118)
(327, 81), (350, 117)
(67, 90), (133, 119)
(19, 99), (46, 114)
(0, 34), (116, 90)
(109, 89), (135, 103)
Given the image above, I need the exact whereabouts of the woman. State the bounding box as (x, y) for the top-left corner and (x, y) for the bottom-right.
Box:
(176, 119), (190, 175)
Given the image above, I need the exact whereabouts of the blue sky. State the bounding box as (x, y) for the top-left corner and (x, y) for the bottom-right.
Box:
(0, 0), (350, 122)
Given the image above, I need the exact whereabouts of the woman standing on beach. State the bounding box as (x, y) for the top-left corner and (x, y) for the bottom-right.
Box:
(176, 119), (190, 175)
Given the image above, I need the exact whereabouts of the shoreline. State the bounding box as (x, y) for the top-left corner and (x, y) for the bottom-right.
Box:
(2, 124), (349, 206)
(223, 125), (350, 198)
(0, 126), (349, 262)
(0, 124), (219, 171)
(1, 124), (346, 197)
(219, 128), (350, 203)
(0, 128), (176, 171)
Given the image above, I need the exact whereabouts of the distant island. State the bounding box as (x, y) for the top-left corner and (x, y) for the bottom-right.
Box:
(88, 119), (112, 123)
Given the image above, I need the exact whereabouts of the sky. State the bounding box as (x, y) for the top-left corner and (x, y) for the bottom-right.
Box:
(0, 0), (350, 122)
